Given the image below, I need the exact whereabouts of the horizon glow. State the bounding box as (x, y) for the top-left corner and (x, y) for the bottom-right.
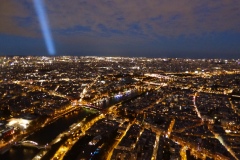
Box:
(33, 0), (56, 55)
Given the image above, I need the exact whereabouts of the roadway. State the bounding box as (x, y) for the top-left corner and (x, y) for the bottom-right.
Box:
(193, 92), (238, 160)
(106, 120), (135, 160)
(51, 114), (105, 160)
(151, 132), (161, 160)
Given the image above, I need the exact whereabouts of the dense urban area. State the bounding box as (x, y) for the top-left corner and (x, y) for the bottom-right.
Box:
(0, 56), (240, 160)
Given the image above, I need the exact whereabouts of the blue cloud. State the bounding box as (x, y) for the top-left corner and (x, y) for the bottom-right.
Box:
(116, 17), (125, 21)
(150, 15), (162, 21)
(170, 14), (181, 21)
(97, 24), (123, 36)
(56, 25), (92, 35)
(129, 23), (141, 31)
(15, 16), (34, 28)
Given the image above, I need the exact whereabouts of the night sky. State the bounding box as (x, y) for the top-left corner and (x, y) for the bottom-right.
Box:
(0, 0), (240, 58)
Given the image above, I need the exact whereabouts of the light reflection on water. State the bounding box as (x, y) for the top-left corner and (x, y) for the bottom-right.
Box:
(0, 89), (143, 160)
(0, 109), (88, 160)
(4, 147), (38, 160)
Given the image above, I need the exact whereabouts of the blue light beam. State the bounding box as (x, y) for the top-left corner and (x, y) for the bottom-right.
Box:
(34, 0), (56, 55)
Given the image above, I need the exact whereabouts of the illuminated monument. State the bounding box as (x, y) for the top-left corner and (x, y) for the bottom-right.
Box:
(34, 0), (56, 55)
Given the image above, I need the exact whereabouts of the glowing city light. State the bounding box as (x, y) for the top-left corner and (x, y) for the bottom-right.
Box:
(34, 0), (56, 55)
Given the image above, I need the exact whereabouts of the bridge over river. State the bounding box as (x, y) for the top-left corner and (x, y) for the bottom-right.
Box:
(14, 140), (51, 150)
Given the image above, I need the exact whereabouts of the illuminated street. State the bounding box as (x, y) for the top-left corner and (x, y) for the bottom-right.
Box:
(0, 57), (240, 160)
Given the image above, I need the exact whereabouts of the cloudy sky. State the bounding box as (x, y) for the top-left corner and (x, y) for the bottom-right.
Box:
(0, 0), (240, 58)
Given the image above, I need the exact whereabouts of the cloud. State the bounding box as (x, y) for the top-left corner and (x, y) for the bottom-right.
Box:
(1, 0), (240, 39)
(0, 0), (41, 37)
(46, 0), (240, 37)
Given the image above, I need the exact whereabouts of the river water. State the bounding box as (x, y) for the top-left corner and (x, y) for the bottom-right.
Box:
(0, 89), (143, 160)
(0, 108), (90, 160)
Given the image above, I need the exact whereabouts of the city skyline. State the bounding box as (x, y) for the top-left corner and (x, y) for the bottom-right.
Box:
(0, 0), (240, 58)
(0, 56), (240, 159)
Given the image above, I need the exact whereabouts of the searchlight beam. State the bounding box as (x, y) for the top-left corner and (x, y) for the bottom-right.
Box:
(34, 0), (56, 55)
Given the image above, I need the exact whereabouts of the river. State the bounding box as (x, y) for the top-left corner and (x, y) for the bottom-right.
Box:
(0, 108), (90, 160)
(0, 88), (143, 160)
